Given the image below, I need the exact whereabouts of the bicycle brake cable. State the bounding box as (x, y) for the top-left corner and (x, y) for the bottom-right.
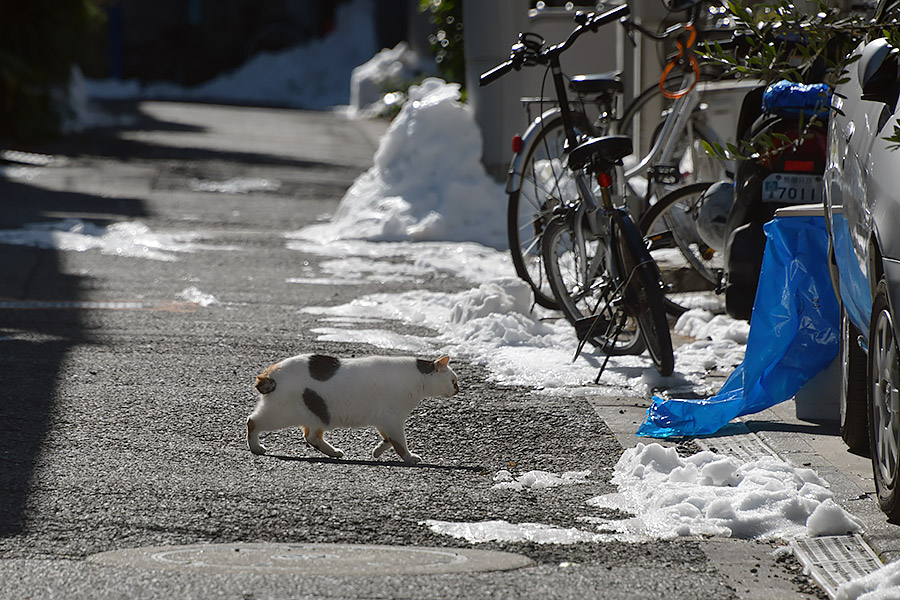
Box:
(659, 24), (700, 100)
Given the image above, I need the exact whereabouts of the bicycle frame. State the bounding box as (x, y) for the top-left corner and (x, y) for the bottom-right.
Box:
(622, 71), (701, 181)
(506, 70), (710, 200)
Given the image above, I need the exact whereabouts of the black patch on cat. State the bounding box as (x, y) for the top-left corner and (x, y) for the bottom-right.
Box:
(416, 359), (435, 374)
(309, 354), (341, 381)
(303, 388), (331, 425)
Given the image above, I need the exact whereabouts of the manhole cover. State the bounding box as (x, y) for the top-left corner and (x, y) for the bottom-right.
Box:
(87, 543), (532, 576)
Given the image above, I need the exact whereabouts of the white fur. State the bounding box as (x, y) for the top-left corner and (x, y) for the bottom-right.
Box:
(247, 354), (458, 463)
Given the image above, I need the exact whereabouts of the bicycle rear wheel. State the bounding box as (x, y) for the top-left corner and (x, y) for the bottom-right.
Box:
(639, 182), (723, 316)
(613, 209), (674, 376)
(541, 213), (645, 355)
(508, 116), (571, 309)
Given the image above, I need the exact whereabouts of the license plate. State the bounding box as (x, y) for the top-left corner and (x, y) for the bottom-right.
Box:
(762, 173), (823, 204)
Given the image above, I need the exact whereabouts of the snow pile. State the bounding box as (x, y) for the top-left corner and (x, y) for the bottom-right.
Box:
(493, 470), (592, 490)
(429, 443), (865, 546)
(0, 219), (226, 262)
(189, 177), (281, 194)
(177, 287), (220, 307)
(836, 560), (900, 600)
(350, 42), (430, 115)
(671, 309), (749, 374)
(586, 443), (864, 541)
(295, 78), (507, 248)
(85, 0), (377, 110)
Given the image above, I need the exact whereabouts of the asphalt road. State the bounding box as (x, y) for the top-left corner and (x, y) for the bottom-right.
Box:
(0, 100), (889, 599)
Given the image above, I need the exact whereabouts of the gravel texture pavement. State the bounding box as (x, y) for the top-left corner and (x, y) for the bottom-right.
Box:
(0, 100), (844, 599)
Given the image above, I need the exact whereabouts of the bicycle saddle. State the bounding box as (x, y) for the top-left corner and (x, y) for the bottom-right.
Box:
(569, 71), (623, 95)
(567, 135), (632, 171)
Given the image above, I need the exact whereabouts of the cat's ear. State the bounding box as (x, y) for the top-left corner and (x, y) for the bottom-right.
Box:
(435, 355), (450, 372)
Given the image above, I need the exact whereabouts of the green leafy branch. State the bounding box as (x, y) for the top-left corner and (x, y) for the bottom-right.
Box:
(698, 0), (872, 162)
(701, 0), (868, 88)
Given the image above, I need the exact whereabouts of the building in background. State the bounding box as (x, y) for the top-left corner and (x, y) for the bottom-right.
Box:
(84, 0), (415, 86)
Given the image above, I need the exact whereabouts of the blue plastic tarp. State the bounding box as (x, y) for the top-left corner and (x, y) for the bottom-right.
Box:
(637, 215), (839, 438)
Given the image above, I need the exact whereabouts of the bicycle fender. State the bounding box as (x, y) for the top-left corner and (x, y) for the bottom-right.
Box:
(505, 106), (563, 195)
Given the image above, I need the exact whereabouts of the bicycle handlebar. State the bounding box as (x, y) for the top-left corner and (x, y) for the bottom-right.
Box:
(479, 60), (515, 87)
(479, 3), (630, 87)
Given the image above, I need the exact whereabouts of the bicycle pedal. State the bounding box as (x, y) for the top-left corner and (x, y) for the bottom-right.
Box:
(649, 165), (680, 185)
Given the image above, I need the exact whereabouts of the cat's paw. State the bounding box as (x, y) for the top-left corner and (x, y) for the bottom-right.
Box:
(316, 445), (344, 459)
(373, 440), (391, 459)
(404, 453), (422, 465)
(249, 443), (268, 456)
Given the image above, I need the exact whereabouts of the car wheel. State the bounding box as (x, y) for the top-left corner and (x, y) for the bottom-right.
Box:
(869, 278), (900, 521)
(841, 305), (870, 455)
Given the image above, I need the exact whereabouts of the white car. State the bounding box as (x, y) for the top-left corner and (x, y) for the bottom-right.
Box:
(825, 0), (900, 521)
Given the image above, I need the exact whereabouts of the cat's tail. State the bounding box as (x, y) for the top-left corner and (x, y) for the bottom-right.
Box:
(254, 362), (280, 394)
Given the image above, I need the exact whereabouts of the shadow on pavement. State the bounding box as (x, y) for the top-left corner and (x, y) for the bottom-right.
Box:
(268, 454), (485, 472)
(745, 420), (840, 436)
(46, 99), (342, 171)
(0, 176), (147, 536)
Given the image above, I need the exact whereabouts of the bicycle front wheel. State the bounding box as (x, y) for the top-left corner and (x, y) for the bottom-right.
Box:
(639, 182), (724, 316)
(614, 210), (674, 376)
(508, 112), (595, 309)
(541, 214), (645, 356)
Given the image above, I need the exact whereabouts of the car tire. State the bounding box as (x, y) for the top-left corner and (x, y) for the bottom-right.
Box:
(841, 306), (870, 456)
(868, 278), (900, 522)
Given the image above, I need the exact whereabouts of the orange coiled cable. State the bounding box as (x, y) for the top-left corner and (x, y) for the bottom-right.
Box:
(659, 24), (700, 100)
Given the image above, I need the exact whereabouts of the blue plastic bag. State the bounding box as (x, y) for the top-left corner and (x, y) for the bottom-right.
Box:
(637, 215), (839, 438)
(762, 80), (831, 119)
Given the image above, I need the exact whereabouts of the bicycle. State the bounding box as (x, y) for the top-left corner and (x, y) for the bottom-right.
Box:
(481, 6), (675, 377)
(503, 2), (735, 313)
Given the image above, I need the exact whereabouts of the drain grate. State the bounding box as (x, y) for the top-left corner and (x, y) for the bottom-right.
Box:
(792, 535), (883, 598)
(695, 423), (779, 461)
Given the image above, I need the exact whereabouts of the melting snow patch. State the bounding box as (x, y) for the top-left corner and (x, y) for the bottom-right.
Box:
(285, 239), (514, 285)
(310, 327), (434, 354)
(189, 177), (281, 194)
(177, 287), (220, 307)
(422, 520), (607, 545)
(0, 219), (226, 261)
(492, 470), (591, 490)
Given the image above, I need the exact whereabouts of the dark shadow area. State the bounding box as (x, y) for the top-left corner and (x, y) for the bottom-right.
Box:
(0, 179), (149, 229)
(0, 176), (147, 536)
(269, 454), (485, 473)
(43, 100), (347, 172)
(744, 420), (840, 437)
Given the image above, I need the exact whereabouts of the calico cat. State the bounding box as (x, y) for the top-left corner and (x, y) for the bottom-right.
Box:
(247, 354), (458, 463)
